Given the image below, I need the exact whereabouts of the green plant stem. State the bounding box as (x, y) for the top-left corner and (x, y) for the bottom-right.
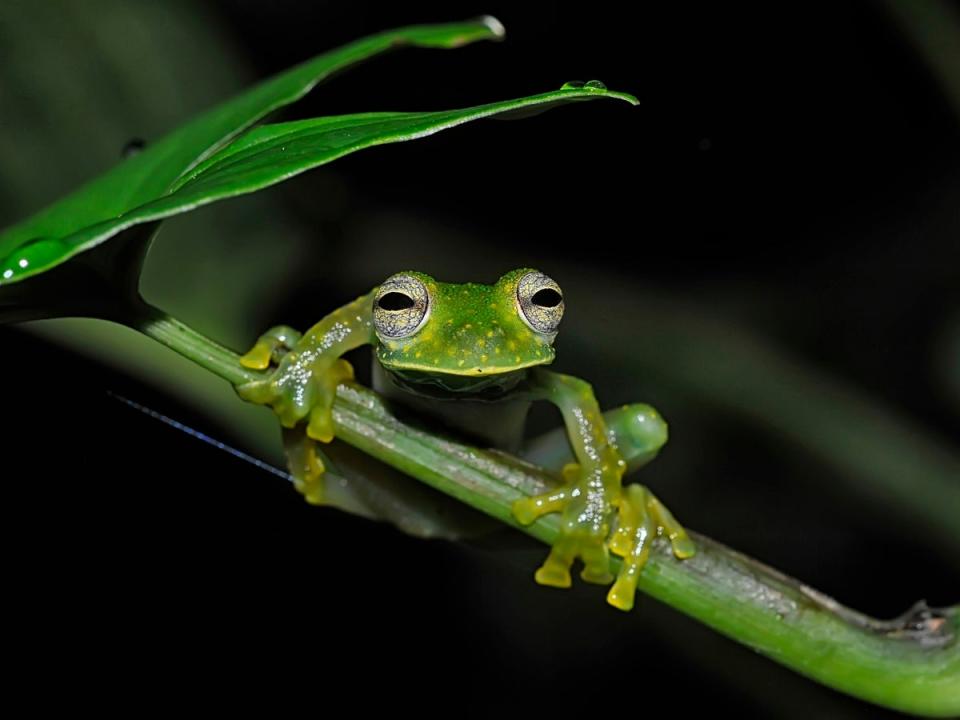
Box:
(134, 303), (257, 386)
(128, 306), (960, 717)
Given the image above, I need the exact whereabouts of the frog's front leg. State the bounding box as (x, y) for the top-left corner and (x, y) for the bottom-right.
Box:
(239, 325), (302, 370)
(235, 293), (375, 500)
(513, 368), (627, 587)
(513, 368), (694, 608)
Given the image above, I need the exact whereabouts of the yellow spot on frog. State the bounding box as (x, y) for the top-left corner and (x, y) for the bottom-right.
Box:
(415, 351), (422, 359)
(486, 330), (494, 338)
(480, 354), (489, 363)
(515, 355), (522, 363)
(507, 340), (517, 351)
(458, 359), (466, 367)
(489, 302), (498, 309)
(494, 347), (501, 354)
(464, 323), (472, 330)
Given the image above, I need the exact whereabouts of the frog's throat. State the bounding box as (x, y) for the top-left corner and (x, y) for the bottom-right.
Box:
(379, 364), (529, 399)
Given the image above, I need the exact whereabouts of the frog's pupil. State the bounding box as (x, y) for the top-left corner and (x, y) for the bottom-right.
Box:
(378, 292), (415, 311)
(531, 288), (562, 308)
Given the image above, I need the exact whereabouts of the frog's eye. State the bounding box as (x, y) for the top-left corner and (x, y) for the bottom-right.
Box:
(517, 271), (564, 335)
(374, 274), (429, 338)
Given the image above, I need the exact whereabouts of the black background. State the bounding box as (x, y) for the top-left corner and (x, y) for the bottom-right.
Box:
(3, 2), (958, 716)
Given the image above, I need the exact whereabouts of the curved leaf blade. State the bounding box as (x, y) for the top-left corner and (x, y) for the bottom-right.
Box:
(0, 85), (637, 285)
(0, 17), (505, 258)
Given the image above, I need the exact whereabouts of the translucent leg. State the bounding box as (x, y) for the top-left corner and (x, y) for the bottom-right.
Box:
(512, 370), (627, 593)
(282, 426), (328, 505)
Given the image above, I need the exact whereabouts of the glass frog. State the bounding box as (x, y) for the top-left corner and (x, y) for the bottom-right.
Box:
(236, 269), (694, 610)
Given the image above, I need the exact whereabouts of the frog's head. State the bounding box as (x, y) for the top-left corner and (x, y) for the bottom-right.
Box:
(372, 268), (563, 377)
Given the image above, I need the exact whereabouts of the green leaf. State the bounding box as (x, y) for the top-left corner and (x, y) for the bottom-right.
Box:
(0, 84), (636, 287)
(0, 17), (505, 265)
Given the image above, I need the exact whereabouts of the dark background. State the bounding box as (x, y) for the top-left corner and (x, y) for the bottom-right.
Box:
(2, 1), (958, 715)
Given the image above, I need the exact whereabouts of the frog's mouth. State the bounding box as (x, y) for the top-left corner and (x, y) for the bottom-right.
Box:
(380, 365), (528, 398)
(376, 343), (555, 379)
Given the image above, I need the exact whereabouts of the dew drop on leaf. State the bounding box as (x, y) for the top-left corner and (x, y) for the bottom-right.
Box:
(0, 238), (69, 284)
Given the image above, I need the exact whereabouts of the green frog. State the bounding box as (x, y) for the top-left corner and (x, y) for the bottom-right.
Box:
(236, 269), (693, 610)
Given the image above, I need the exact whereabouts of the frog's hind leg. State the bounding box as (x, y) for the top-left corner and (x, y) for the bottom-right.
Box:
(520, 403), (669, 475)
(512, 370), (626, 588)
(281, 429), (500, 540)
(282, 426), (328, 505)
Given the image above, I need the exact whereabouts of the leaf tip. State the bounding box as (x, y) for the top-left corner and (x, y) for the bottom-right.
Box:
(559, 80), (639, 107)
(414, 16), (507, 49)
(477, 15), (506, 41)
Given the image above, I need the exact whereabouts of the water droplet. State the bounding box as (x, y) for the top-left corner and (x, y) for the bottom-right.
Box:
(0, 237), (69, 284)
(562, 80), (607, 93)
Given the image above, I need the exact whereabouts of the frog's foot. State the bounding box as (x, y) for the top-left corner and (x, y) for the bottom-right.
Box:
(282, 427), (328, 505)
(239, 325), (302, 370)
(305, 359), (354, 443)
(236, 357), (354, 436)
(607, 484), (696, 611)
(512, 462), (620, 589)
